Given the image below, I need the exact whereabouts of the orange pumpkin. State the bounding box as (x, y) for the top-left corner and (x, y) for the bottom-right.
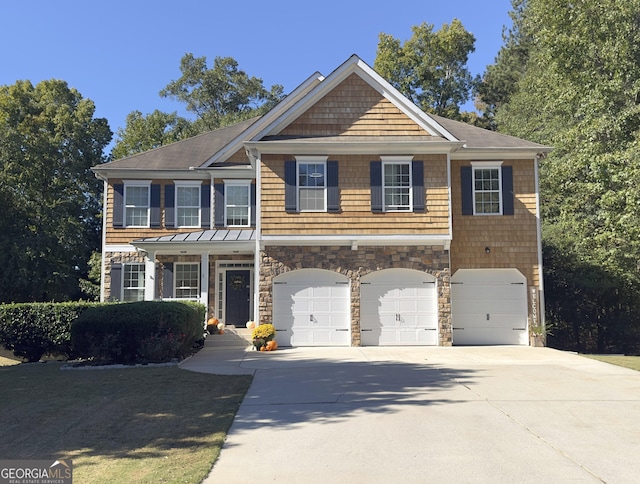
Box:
(265, 340), (278, 351)
(260, 345), (267, 351)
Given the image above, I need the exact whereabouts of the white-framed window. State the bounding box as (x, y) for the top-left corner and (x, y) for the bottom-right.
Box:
(471, 161), (503, 215)
(175, 263), (199, 299)
(382, 157), (412, 212)
(225, 180), (251, 226)
(297, 156), (327, 212)
(124, 181), (151, 227)
(175, 181), (202, 227)
(123, 263), (145, 302)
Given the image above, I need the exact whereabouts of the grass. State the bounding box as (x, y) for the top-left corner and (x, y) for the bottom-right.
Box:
(0, 359), (252, 483)
(582, 354), (640, 372)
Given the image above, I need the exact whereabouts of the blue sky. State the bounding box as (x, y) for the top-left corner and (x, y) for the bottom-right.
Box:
(1, 0), (513, 143)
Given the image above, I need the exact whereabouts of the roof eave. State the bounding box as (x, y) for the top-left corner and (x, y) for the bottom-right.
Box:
(244, 139), (465, 155)
(91, 165), (255, 180)
(451, 146), (553, 160)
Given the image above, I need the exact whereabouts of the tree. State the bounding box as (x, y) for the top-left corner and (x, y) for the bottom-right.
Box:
(374, 19), (478, 120)
(111, 110), (194, 160)
(0, 80), (112, 302)
(112, 54), (285, 159)
(475, 0), (530, 129)
(160, 53), (284, 132)
(493, 0), (640, 352)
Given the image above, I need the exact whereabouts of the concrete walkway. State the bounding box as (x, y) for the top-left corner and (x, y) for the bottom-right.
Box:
(180, 345), (640, 483)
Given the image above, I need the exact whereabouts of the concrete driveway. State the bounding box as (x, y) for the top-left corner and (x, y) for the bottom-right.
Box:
(181, 346), (640, 483)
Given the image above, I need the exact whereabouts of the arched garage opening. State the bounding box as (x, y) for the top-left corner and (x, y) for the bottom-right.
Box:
(451, 269), (528, 345)
(272, 269), (350, 346)
(360, 269), (438, 346)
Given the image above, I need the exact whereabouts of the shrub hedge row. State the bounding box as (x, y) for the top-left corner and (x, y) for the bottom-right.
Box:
(0, 302), (99, 362)
(0, 301), (206, 364)
(71, 301), (206, 364)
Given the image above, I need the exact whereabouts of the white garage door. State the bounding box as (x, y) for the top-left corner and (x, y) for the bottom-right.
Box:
(360, 269), (438, 346)
(451, 269), (528, 345)
(272, 269), (350, 346)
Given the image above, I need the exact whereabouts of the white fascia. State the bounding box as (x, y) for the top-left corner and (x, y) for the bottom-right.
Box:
(261, 234), (452, 250)
(452, 148), (552, 160)
(203, 72), (325, 167)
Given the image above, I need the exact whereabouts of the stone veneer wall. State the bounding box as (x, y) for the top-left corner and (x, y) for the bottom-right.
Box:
(103, 251), (146, 301)
(259, 245), (451, 346)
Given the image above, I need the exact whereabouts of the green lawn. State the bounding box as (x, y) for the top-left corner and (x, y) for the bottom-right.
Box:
(0, 360), (252, 483)
(582, 354), (640, 372)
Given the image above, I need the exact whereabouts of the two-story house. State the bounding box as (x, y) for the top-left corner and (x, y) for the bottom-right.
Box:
(92, 55), (551, 347)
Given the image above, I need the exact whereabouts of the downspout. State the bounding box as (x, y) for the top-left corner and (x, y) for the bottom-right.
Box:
(247, 147), (262, 325)
(534, 154), (546, 333)
(98, 176), (108, 302)
(446, 150), (453, 347)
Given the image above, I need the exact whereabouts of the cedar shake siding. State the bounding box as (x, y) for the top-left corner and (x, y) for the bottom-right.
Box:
(450, 159), (540, 288)
(260, 154), (449, 236)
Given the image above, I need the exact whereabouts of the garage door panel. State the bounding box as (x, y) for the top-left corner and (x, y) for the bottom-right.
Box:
(273, 271), (350, 347)
(402, 328), (438, 344)
(451, 270), (528, 346)
(453, 328), (526, 345)
(360, 270), (438, 346)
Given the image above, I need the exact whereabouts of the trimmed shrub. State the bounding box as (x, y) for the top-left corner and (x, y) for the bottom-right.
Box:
(71, 301), (206, 364)
(0, 302), (100, 362)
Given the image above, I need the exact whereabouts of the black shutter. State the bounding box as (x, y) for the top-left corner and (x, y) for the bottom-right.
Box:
(165, 185), (175, 228)
(327, 161), (340, 212)
(250, 183), (257, 226)
(284, 161), (297, 213)
(201, 184), (211, 228)
(150, 184), (161, 227)
(113, 184), (124, 227)
(502, 166), (514, 215)
(110, 263), (122, 301)
(461, 166), (473, 215)
(370, 161), (383, 213)
(162, 262), (174, 299)
(412, 161), (425, 212)
(214, 183), (225, 227)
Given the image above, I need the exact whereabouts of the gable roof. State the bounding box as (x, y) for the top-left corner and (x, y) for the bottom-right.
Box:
(247, 54), (458, 143)
(93, 54), (551, 175)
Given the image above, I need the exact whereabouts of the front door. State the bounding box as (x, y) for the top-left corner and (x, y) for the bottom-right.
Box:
(225, 270), (251, 326)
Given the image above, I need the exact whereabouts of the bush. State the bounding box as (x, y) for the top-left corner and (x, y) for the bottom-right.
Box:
(0, 302), (100, 362)
(71, 301), (206, 364)
(251, 324), (276, 350)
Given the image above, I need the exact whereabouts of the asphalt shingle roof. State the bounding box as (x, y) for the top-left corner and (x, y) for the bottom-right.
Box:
(97, 117), (259, 170)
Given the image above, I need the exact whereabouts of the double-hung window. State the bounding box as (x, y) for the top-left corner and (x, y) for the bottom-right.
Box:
(461, 162), (513, 216)
(370, 157), (424, 213)
(123, 263), (145, 302)
(124, 182), (151, 227)
(382, 157), (412, 212)
(297, 157), (327, 212)
(225, 182), (251, 226)
(175, 263), (199, 299)
(175, 182), (201, 227)
(471, 162), (502, 215)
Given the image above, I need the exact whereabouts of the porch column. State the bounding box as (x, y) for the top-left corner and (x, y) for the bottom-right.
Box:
(144, 250), (156, 301)
(200, 252), (209, 313)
